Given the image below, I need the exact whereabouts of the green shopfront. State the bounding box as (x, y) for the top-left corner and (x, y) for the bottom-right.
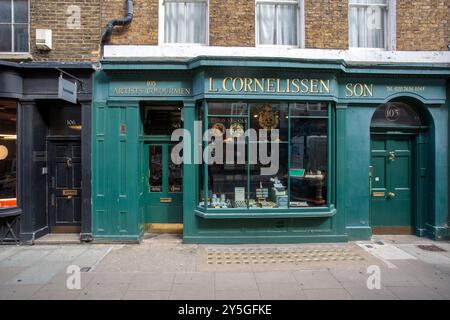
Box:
(92, 58), (449, 243)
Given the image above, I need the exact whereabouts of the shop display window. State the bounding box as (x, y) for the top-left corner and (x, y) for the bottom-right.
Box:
(0, 100), (17, 208)
(198, 101), (330, 210)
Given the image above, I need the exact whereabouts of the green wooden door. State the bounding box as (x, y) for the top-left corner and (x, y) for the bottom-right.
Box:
(370, 136), (413, 231)
(144, 143), (183, 223)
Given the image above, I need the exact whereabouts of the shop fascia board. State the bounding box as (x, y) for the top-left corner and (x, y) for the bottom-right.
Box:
(100, 57), (450, 77)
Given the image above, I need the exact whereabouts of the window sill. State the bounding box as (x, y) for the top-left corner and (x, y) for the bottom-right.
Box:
(0, 53), (32, 61)
(195, 206), (336, 219)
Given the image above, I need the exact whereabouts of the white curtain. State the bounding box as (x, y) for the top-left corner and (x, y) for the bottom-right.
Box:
(165, 1), (207, 44)
(258, 3), (298, 45)
(165, 2), (185, 43)
(349, 0), (387, 48)
(186, 2), (207, 43)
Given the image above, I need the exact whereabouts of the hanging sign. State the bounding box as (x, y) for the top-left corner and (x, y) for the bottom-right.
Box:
(58, 76), (78, 104)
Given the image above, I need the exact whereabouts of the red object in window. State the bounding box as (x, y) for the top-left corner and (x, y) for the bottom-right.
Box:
(0, 198), (17, 208)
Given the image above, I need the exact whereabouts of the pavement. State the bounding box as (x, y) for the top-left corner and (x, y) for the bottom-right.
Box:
(0, 234), (449, 300)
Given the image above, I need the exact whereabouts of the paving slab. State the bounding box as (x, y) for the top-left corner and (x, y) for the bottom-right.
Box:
(0, 284), (43, 300)
(254, 271), (297, 284)
(304, 288), (353, 300)
(292, 270), (342, 289)
(215, 273), (258, 291)
(78, 283), (129, 300)
(389, 286), (445, 300)
(258, 283), (306, 300)
(123, 290), (170, 300)
(170, 284), (215, 300)
(31, 288), (82, 300)
(7, 261), (69, 285)
(0, 248), (51, 267)
(215, 290), (261, 300)
(340, 281), (398, 300)
(128, 273), (175, 291)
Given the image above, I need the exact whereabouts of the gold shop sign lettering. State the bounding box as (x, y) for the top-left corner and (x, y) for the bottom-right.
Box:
(345, 83), (374, 97)
(208, 77), (332, 95)
(112, 81), (191, 96)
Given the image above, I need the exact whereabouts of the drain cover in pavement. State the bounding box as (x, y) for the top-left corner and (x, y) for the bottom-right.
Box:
(206, 247), (364, 265)
(417, 245), (447, 252)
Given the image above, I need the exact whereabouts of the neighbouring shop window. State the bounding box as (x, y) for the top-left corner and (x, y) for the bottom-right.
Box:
(199, 102), (329, 210)
(349, 0), (388, 49)
(142, 106), (182, 136)
(371, 102), (423, 127)
(0, 100), (17, 208)
(0, 0), (29, 52)
(163, 0), (207, 44)
(256, 0), (302, 46)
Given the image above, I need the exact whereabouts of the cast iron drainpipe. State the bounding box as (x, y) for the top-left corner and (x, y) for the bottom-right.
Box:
(100, 0), (134, 58)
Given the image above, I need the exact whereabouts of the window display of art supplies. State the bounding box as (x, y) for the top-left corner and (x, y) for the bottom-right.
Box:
(270, 177), (288, 208)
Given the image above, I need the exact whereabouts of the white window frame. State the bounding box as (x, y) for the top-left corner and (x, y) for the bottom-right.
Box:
(255, 0), (305, 48)
(158, 0), (209, 46)
(0, 0), (30, 53)
(348, 0), (396, 51)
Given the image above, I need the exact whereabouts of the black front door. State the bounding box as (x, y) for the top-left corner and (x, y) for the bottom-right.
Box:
(48, 140), (82, 232)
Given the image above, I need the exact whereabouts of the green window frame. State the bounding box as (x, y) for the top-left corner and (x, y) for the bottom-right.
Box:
(196, 100), (336, 218)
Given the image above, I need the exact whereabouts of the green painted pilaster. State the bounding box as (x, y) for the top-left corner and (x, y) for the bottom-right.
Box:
(182, 101), (197, 241)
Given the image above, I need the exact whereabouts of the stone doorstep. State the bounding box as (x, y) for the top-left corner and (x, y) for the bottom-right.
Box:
(34, 234), (81, 245)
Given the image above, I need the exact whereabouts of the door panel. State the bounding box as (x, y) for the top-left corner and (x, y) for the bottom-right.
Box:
(370, 136), (413, 231)
(145, 143), (183, 224)
(48, 141), (82, 230)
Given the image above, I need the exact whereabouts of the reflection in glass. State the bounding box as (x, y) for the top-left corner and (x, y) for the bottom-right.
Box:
(0, 100), (17, 208)
(290, 118), (328, 207)
(149, 146), (162, 192)
(169, 145), (182, 192)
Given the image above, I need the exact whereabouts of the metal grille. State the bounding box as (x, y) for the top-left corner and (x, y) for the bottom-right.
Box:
(206, 247), (364, 265)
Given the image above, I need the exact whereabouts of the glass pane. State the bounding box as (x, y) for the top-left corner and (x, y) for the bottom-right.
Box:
(0, 0), (11, 23)
(208, 102), (248, 116)
(249, 143), (288, 209)
(257, 4), (276, 45)
(165, 2), (185, 43)
(169, 145), (182, 192)
(207, 117), (247, 209)
(349, 2), (386, 48)
(0, 24), (12, 52)
(185, 1), (207, 43)
(0, 100), (17, 208)
(142, 106), (182, 135)
(14, 0), (28, 23)
(250, 103), (288, 142)
(45, 105), (81, 136)
(149, 146), (163, 192)
(371, 102), (423, 127)
(290, 118), (328, 207)
(290, 102), (328, 117)
(277, 4), (297, 45)
(13, 23), (28, 52)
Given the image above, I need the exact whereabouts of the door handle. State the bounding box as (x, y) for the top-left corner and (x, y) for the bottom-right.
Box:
(388, 192), (396, 198)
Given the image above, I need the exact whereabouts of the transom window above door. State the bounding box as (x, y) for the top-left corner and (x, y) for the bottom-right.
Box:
(349, 0), (395, 49)
(256, 0), (304, 47)
(0, 0), (29, 53)
(162, 0), (208, 45)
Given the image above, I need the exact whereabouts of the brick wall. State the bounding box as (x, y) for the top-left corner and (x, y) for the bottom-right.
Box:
(397, 0), (448, 51)
(209, 0), (255, 47)
(101, 0), (158, 45)
(31, 0), (101, 61)
(28, 0), (450, 62)
(304, 0), (348, 49)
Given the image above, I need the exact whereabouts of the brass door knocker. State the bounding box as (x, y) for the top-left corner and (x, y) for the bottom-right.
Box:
(66, 157), (73, 168)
